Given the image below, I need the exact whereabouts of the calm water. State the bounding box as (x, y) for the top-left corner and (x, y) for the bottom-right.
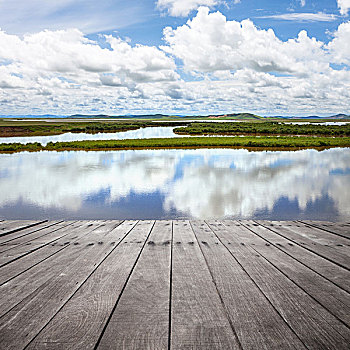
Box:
(0, 127), (182, 145)
(0, 148), (349, 220)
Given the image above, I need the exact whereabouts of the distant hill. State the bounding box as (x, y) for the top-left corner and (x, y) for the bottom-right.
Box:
(267, 114), (350, 120)
(180, 113), (261, 120)
(1, 113), (349, 120)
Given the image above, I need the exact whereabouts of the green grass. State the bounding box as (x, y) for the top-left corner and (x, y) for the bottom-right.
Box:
(1, 136), (349, 153)
(174, 122), (350, 137)
(0, 120), (189, 137)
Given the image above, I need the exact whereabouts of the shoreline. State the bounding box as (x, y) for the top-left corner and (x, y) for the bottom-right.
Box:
(1, 136), (349, 153)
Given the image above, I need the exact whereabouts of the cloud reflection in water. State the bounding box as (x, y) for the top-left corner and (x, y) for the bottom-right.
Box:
(0, 148), (349, 220)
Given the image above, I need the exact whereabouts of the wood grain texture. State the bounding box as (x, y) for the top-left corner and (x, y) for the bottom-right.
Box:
(0, 221), (76, 266)
(170, 220), (241, 350)
(256, 220), (350, 270)
(241, 221), (350, 294)
(0, 220), (46, 237)
(0, 221), (67, 251)
(25, 220), (146, 350)
(230, 221), (350, 327)
(276, 221), (350, 255)
(0, 221), (124, 350)
(208, 220), (350, 350)
(191, 220), (306, 350)
(0, 221), (63, 245)
(299, 220), (350, 240)
(97, 220), (170, 350)
(0, 220), (349, 350)
(0, 221), (102, 317)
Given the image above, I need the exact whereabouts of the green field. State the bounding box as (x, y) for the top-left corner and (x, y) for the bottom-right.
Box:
(1, 136), (349, 153)
(174, 122), (350, 137)
(0, 119), (189, 137)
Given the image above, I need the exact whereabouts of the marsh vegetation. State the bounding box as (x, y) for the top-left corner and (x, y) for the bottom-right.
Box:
(0, 136), (349, 153)
(174, 122), (350, 137)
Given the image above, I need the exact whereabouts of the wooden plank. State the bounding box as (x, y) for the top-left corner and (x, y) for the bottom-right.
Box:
(207, 221), (350, 349)
(0, 221), (64, 246)
(0, 221), (81, 267)
(170, 220), (241, 350)
(0, 220), (47, 237)
(299, 220), (350, 240)
(0, 221), (73, 254)
(96, 220), (171, 350)
(0, 222), (82, 286)
(0, 220), (127, 350)
(0, 221), (104, 317)
(256, 220), (350, 270)
(25, 220), (152, 350)
(230, 221), (350, 327)
(190, 221), (306, 350)
(241, 221), (350, 294)
(275, 221), (350, 255)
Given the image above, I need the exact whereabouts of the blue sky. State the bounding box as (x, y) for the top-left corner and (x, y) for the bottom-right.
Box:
(0, 0), (349, 116)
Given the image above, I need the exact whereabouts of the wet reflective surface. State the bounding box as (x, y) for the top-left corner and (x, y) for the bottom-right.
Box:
(0, 127), (182, 145)
(0, 148), (349, 220)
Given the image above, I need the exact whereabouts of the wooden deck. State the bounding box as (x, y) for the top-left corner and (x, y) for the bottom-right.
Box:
(0, 220), (349, 349)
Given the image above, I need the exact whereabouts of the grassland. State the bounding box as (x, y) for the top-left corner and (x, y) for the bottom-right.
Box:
(0, 136), (349, 153)
(0, 119), (188, 137)
(174, 122), (350, 137)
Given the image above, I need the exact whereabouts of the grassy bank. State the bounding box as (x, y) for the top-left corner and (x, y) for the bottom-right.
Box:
(0, 120), (189, 137)
(0, 136), (349, 153)
(174, 122), (350, 137)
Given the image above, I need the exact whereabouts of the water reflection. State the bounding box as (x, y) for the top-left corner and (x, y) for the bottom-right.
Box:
(0, 148), (349, 220)
(0, 127), (182, 145)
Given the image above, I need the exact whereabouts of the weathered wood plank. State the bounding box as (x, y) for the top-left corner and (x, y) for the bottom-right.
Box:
(241, 221), (350, 294)
(230, 221), (350, 327)
(0, 221), (73, 254)
(170, 220), (241, 350)
(25, 221), (151, 350)
(299, 220), (350, 240)
(208, 221), (350, 349)
(96, 220), (171, 350)
(0, 221), (80, 267)
(256, 220), (350, 270)
(0, 220), (47, 237)
(191, 221), (306, 350)
(0, 221), (127, 350)
(276, 221), (350, 255)
(0, 221), (103, 316)
(0, 221), (63, 245)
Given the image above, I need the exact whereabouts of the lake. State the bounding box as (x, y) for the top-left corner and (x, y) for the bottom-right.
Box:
(0, 148), (349, 221)
(0, 127), (183, 146)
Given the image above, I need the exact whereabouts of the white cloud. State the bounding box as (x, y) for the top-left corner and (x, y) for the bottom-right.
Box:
(0, 7), (350, 116)
(156, 0), (218, 17)
(327, 21), (350, 65)
(337, 0), (350, 15)
(0, 28), (178, 92)
(259, 12), (338, 22)
(162, 7), (328, 75)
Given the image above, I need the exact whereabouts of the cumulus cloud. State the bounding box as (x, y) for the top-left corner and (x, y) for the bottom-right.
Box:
(156, 0), (218, 17)
(0, 29), (179, 114)
(337, 0), (350, 15)
(327, 21), (350, 65)
(0, 7), (350, 116)
(259, 12), (338, 22)
(162, 7), (327, 75)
